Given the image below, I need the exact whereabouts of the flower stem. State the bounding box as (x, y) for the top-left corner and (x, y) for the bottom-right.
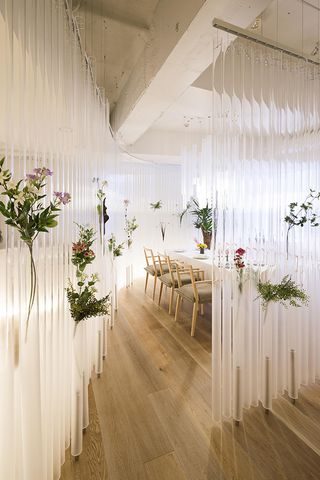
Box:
(25, 242), (36, 341)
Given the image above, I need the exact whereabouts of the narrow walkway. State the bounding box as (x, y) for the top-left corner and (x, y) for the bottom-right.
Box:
(63, 280), (320, 479)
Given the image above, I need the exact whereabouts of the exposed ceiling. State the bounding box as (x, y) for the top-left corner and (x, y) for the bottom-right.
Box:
(151, 86), (212, 133)
(77, 0), (159, 110)
(76, 0), (320, 153)
(150, 0), (320, 135)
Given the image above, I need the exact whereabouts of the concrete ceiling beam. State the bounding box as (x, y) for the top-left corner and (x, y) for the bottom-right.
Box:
(112, 0), (273, 146)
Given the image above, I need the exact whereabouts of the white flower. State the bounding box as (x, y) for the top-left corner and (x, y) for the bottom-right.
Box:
(6, 180), (16, 190)
(14, 191), (25, 205)
(26, 184), (39, 195)
(0, 171), (10, 183)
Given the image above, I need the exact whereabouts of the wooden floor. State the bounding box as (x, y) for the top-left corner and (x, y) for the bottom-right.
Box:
(63, 279), (320, 480)
(60, 383), (107, 479)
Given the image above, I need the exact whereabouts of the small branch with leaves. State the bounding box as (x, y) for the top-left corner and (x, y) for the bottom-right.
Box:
(284, 189), (320, 258)
(150, 200), (162, 211)
(108, 234), (125, 258)
(256, 275), (309, 316)
(124, 199), (138, 248)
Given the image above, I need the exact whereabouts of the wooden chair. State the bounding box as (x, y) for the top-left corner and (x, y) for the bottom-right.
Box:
(158, 256), (203, 315)
(175, 265), (212, 337)
(143, 247), (169, 300)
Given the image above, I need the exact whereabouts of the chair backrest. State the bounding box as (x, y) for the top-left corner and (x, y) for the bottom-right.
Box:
(189, 266), (200, 303)
(144, 247), (156, 268)
(174, 260), (186, 288)
(157, 253), (168, 275)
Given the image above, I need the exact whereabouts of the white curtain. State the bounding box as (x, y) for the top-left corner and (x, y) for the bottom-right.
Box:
(108, 151), (193, 288)
(0, 1), (113, 478)
(211, 30), (320, 422)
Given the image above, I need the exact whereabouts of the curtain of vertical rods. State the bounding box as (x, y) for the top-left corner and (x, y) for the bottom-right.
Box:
(211, 30), (320, 422)
(0, 1), (113, 478)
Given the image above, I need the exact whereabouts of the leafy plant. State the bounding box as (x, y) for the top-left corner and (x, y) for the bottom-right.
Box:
(284, 189), (320, 258)
(256, 275), (309, 311)
(150, 200), (162, 210)
(67, 225), (110, 324)
(108, 234), (125, 258)
(180, 198), (213, 247)
(66, 274), (109, 324)
(124, 199), (138, 248)
(0, 158), (70, 338)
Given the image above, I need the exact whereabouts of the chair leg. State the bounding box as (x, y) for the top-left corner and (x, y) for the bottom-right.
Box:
(152, 275), (157, 301)
(191, 302), (198, 337)
(175, 295), (182, 322)
(169, 287), (174, 315)
(158, 282), (164, 306)
(200, 304), (204, 315)
(144, 273), (149, 293)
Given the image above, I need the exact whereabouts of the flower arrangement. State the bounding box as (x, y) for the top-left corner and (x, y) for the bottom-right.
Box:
(71, 224), (96, 273)
(284, 189), (320, 258)
(234, 247), (246, 293)
(196, 242), (207, 254)
(66, 225), (109, 325)
(108, 233), (125, 258)
(0, 158), (70, 337)
(93, 178), (109, 243)
(256, 275), (309, 313)
(124, 199), (139, 248)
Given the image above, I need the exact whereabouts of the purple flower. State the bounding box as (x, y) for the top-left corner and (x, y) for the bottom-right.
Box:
(61, 192), (71, 205)
(33, 168), (42, 175)
(42, 168), (53, 176)
(54, 191), (63, 201)
(26, 173), (37, 180)
(54, 191), (71, 205)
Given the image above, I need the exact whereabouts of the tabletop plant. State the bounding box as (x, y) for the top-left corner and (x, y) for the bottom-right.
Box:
(180, 198), (213, 249)
(0, 158), (70, 338)
(196, 242), (207, 254)
(66, 225), (109, 325)
(256, 275), (308, 321)
(124, 199), (138, 248)
(108, 233), (125, 258)
(284, 189), (320, 258)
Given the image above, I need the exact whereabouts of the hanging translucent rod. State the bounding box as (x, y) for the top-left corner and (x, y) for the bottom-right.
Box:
(212, 18), (320, 66)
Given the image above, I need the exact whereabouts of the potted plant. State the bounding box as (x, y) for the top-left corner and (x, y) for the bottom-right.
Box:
(180, 198), (213, 249)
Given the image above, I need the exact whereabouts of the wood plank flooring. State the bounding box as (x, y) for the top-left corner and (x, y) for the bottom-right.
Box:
(63, 279), (320, 480)
(60, 383), (107, 480)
